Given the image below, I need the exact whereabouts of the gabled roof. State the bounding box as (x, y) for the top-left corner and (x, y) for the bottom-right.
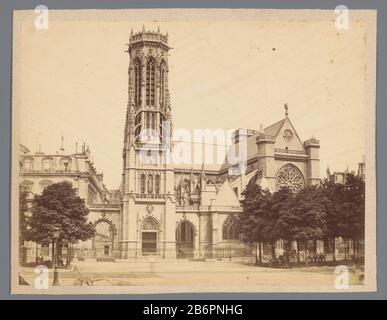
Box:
(220, 118), (287, 172)
(212, 179), (240, 207)
(20, 144), (30, 154)
(263, 119), (286, 137)
(219, 115), (307, 172)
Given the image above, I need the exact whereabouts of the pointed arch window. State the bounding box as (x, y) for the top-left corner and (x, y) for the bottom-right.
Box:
(146, 113), (151, 133)
(155, 175), (161, 194)
(140, 174), (146, 194)
(134, 59), (142, 108)
(160, 62), (166, 108)
(147, 175), (153, 194)
(146, 58), (156, 106)
(222, 215), (240, 241)
(152, 112), (156, 131)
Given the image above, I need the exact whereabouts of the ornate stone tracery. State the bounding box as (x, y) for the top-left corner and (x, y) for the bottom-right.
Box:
(276, 164), (305, 192)
(222, 215), (240, 241)
(142, 217), (159, 230)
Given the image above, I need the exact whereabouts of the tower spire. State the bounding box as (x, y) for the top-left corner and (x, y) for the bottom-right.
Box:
(201, 163), (206, 181)
(284, 103), (289, 118)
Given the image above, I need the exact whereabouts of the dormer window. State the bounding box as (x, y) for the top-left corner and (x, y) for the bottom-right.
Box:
(23, 158), (33, 171)
(60, 157), (72, 172)
(42, 158), (51, 171)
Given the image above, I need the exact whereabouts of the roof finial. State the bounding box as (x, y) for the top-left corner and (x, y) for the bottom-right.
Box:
(326, 164), (331, 177)
(201, 163), (206, 178)
(142, 25), (146, 33)
(130, 28), (133, 36)
(157, 26), (160, 33)
(60, 131), (65, 151)
(284, 103), (289, 118)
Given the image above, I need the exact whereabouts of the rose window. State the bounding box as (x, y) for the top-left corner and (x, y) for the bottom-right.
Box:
(276, 164), (305, 192)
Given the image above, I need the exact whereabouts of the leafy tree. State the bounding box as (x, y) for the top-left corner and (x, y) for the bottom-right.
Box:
(320, 174), (365, 261)
(268, 187), (294, 265)
(239, 171), (365, 267)
(340, 174), (365, 260)
(240, 175), (271, 264)
(319, 179), (344, 261)
(26, 181), (95, 265)
(276, 186), (329, 264)
(19, 189), (29, 264)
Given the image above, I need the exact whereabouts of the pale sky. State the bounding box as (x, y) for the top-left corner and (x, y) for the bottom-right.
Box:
(15, 10), (370, 189)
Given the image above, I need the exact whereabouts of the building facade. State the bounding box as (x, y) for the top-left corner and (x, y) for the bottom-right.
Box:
(19, 28), (321, 261)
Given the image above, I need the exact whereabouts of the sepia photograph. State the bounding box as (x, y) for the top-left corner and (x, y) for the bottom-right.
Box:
(11, 8), (376, 294)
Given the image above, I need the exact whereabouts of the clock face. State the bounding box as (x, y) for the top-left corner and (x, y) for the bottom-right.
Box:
(283, 129), (293, 140)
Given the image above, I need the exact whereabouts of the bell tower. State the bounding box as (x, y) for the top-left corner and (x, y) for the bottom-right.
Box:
(124, 26), (172, 148)
(121, 27), (176, 259)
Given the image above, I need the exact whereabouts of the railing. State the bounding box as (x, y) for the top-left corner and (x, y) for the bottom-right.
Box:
(175, 205), (242, 212)
(275, 148), (307, 155)
(256, 134), (276, 141)
(175, 205), (200, 211)
(134, 193), (167, 200)
(304, 138), (320, 146)
(20, 169), (76, 173)
(88, 203), (120, 209)
(212, 205), (242, 211)
(130, 32), (168, 44)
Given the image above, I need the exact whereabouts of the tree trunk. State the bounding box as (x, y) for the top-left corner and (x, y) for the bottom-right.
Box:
(255, 242), (258, 265)
(51, 241), (55, 268)
(305, 240), (309, 267)
(296, 241), (300, 264)
(332, 238), (336, 262)
(285, 240), (291, 268)
(57, 242), (61, 267)
(35, 242), (39, 263)
(271, 242), (276, 265)
(353, 239), (357, 262)
(258, 242), (262, 265)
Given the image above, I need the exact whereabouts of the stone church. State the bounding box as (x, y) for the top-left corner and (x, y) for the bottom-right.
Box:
(19, 28), (320, 261)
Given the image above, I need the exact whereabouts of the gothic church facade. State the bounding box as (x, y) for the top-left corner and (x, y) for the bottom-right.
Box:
(19, 28), (320, 260)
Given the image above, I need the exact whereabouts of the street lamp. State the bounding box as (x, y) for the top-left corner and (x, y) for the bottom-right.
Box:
(52, 227), (60, 286)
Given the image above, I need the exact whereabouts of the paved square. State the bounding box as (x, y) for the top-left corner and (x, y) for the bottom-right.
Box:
(20, 259), (364, 289)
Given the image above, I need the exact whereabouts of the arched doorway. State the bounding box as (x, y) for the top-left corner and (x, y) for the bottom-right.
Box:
(141, 217), (159, 256)
(92, 219), (114, 258)
(176, 220), (195, 259)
